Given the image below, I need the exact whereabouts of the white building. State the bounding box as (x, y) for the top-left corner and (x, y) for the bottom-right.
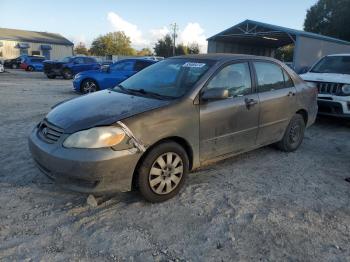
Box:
(0, 28), (73, 60)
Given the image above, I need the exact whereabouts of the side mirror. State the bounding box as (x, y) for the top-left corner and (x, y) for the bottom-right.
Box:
(201, 88), (229, 101)
(101, 65), (110, 72)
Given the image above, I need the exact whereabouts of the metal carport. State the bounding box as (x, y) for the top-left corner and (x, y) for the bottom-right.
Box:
(207, 20), (350, 73)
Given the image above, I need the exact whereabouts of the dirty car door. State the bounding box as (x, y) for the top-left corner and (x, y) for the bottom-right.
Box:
(200, 62), (260, 161)
(253, 61), (297, 145)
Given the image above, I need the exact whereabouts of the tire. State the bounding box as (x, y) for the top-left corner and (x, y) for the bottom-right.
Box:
(276, 114), (305, 152)
(62, 68), (73, 79)
(12, 64), (18, 69)
(47, 74), (56, 79)
(137, 142), (189, 202)
(27, 66), (34, 72)
(81, 79), (99, 94)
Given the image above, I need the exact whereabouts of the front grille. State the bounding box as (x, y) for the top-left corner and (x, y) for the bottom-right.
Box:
(38, 120), (64, 143)
(314, 82), (344, 95)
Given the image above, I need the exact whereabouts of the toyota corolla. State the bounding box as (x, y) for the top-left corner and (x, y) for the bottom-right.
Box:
(29, 54), (317, 202)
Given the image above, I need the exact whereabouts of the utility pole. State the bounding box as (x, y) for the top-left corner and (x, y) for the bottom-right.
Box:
(170, 23), (178, 56)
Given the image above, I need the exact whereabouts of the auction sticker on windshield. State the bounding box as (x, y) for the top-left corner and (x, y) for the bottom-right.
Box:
(182, 62), (206, 68)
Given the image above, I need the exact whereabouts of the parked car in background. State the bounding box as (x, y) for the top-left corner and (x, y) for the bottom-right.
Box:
(4, 55), (27, 69)
(0, 61), (4, 73)
(43, 56), (101, 79)
(300, 54), (350, 118)
(29, 54), (317, 202)
(73, 58), (156, 94)
(20, 56), (46, 71)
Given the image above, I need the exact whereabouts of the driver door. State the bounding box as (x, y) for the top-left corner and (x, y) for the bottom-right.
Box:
(200, 62), (260, 161)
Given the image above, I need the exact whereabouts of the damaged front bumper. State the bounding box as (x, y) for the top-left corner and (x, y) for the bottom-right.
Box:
(28, 122), (144, 194)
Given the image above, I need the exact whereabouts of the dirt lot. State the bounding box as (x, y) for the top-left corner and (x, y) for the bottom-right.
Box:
(0, 70), (350, 261)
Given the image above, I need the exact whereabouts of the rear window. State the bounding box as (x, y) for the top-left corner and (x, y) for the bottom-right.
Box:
(30, 58), (45, 62)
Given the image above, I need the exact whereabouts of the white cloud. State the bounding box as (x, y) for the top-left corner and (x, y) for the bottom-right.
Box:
(107, 12), (148, 47)
(179, 23), (207, 53)
(106, 12), (207, 52)
(150, 26), (170, 43)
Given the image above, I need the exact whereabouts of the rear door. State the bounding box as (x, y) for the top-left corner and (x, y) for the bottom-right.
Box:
(72, 57), (85, 73)
(105, 60), (136, 88)
(200, 61), (260, 161)
(252, 61), (297, 145)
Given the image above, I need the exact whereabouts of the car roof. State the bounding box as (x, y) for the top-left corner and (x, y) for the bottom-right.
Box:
(174, 53), (280, 63)
(115, 58), (157, 63)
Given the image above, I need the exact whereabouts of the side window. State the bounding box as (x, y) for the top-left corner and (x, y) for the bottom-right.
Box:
(254, 62), (285, 92)
(84, 57), (96, 64)
(207, 62), (252, 97)
(134, 61), (151, 71)
(111, 61), (134, 71)
(283, 70), (294, 88)
(74, 57), (84, 64)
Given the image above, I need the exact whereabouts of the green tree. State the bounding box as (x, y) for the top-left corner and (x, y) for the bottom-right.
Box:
(275, 44), (294, 62)
(154, 34), (173, 57)
(90, 32), (136, 56)
(74, 42), (89, 55)
(175, 43), (188, 55)
(304, 0), (350, 41)
(187, 43), (200, 54)
(137, 48), (153, 56)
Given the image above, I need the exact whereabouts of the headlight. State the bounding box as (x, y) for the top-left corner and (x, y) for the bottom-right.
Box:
(306, 81), (317, 88)
(342, 84), (350, 95)
(74, 74), (81, 80)
(63, 126), (126, 148)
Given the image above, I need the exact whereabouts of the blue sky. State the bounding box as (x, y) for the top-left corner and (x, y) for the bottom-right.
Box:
(0, 0), (318, 51)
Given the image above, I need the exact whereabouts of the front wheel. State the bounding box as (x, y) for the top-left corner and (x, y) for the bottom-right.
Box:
(27, 66), (34, 72)
(12, 64), (18, 69)
(276, 114), (305, 152)
(81, 79), (99, 94)
(137, 142), (189, 202)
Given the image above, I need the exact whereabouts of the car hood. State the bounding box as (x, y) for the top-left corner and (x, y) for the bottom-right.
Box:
(300, 72), (350, 84)
(46, 90), (171, 133)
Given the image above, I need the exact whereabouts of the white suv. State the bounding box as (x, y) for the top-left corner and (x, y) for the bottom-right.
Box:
(300, 54), (350, 118)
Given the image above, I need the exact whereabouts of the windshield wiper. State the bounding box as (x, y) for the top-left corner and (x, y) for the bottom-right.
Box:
(130, 89), (174, 100)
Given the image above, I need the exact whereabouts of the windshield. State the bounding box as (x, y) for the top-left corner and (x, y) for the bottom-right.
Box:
(113, 58), (214, 99)
(59, 57), (72, 63)
(311, 56), (350, 74)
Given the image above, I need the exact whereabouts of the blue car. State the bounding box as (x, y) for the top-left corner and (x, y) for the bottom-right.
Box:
(20, 56), (46, 71)
(73, 59), (157, 94)
(43, 56), (101, 79)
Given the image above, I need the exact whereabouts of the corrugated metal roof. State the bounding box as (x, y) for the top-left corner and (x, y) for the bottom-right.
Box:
(0, 28), (74, 46)
(208, 20), (350, 46)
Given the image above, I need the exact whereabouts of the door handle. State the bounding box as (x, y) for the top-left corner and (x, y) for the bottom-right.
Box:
(287, 91), (296, 97)
(245, 98), (258, 109)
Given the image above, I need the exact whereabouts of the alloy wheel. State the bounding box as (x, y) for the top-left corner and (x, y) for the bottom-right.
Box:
(83, 81), (97, 93)
(148, 152), (184, 195)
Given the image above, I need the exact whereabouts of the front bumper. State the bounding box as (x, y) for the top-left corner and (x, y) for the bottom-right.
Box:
(72, 78), (82, 92)
(28, 127), (142, 194)
(317, 98), (350, 118)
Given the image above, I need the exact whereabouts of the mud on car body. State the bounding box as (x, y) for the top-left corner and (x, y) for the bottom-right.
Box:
(29, 54), (317, 202)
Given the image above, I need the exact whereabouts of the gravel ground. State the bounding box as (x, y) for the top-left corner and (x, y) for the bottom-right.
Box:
(0, 70), (350, 262)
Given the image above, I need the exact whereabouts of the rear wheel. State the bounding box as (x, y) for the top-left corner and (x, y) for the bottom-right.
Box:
(12, 64), (18, 69)
(276, 114), (305, 152)
(62, 68), (73, 79)
(27, 66), (34, 72)
(81, 79), (99, 94)
(137, 142), (189, 202)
